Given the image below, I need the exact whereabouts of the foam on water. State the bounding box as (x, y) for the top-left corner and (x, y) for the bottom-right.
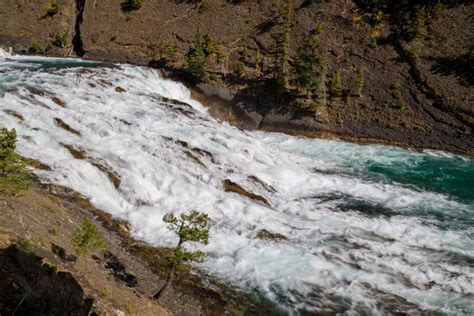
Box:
(1, 50), (473, 314)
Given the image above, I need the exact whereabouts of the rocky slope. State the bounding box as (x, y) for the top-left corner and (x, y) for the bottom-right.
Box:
(1, 178), (273, 315)
(0, 0), (472, 154)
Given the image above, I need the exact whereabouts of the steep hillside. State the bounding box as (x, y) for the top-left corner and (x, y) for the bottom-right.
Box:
(0, 0), (473, 154)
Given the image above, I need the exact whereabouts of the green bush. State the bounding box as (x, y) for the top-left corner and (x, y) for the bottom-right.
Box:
(15, 238), (33, 253)
(53, 31), (68, 48)
(46, 0), (60, 16)
(129, 0), (143, 10)
(330, 72), (343, 98)
(0, 128), (30, 196)
(72, 218), (106, 275)
(155, 37), (180, 66)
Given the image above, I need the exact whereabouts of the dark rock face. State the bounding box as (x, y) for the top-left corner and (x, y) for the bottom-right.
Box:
(0, 246), (93, 316)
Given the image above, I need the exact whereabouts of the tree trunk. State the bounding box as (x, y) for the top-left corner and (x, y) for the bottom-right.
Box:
(153, 265), (175, 301)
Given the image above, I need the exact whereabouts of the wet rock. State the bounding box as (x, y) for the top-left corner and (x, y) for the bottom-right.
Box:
(0, 246), (93, 315)
(115, 86), (126, 93)
(256, 229), (288, 242)
(223, 179), (271, 207)
(54, 118), (81, 136)
(248, 176), (276, 193)
(62, 143), (87, 159)
(90, 160), (121, 190)
(52, 97), (66, 107)
(4, 109), (24, 121)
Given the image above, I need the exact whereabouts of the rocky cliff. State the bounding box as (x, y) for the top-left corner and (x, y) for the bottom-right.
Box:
(0, 0), (473, 154)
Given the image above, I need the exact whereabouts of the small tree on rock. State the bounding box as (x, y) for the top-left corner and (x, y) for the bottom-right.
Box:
(72, 218), (106, 276)
(154, 210), (210, 300)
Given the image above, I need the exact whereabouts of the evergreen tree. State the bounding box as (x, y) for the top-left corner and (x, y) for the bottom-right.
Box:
(185, 31), (207, 80)
(330, 71), (343, 98)
(271, 2), (293, 88)
(72, 218), (106, 276)
(154, 210), (210, 300)
(292, 36), (325, 99)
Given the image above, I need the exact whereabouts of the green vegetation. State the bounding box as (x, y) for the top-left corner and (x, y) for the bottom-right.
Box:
(292, 36), (325, 100)
(270, 2), (293, 88)
(354, 68), (366, 97)
(15, 238), (32, 253)
(72, 218), (106, 275)
(154, 210), (210, 300)
(122, 303), (133, 314)
(185, 31), (207, 80)
(185, 31), (224, 81)
(48, 227), (57, 235)
(46, 0), (59, 16)
(42, 262), (58, 274)
(330, 72), (343, 98)
(0, 128), (30, 196)
(52, 31), (68, 48)
(369, 11), (385, 49)
(98, 289), (109, 298)
(155, 37), (180, 66)
(129, 0), (143, 10)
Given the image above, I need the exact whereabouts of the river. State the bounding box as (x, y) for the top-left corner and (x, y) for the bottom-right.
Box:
(1, 50), (473, 314)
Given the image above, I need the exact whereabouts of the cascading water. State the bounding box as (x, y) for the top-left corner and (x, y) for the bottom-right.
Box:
(0, 50), (473, 314)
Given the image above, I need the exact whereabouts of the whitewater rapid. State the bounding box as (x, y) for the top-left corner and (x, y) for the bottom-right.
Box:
(1, 51), (473, 314)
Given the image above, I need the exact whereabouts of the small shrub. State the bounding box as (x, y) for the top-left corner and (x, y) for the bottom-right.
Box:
(46, 0), (59, 16)
(42, 262), (58, 274)
(15, 238), (32, 253)
(28, 41), (44, 54)
(53, 31), (68, 48)
(154, 36), (180, 66)
(122, 303), (133, 314)
(330, 72), (343, 98)
(0, 128), (30, 196)
(48, 227), (57, 235)
(129, 0), (143, 10)
(98, 289), (109, 298)
(354, 68), (366, 96)
(72, 218), (106, 275)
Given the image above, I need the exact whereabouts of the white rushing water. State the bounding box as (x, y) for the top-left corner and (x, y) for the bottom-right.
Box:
(1, 51), (473, 314)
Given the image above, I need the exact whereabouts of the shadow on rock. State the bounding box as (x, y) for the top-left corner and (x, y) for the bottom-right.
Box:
(0, 245), (93, 316)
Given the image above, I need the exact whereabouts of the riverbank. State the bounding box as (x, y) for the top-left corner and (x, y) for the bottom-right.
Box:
(1, 176), (281, 315)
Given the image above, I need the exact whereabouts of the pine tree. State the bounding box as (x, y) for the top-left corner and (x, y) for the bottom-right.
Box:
(154, 210), (210, 300)
(185, 31), (207, 80)
(72, 218), (106, 276)
(330, 71), (343, 98)
(271, 2), (293, 88)
(292, 36), (325, 99)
